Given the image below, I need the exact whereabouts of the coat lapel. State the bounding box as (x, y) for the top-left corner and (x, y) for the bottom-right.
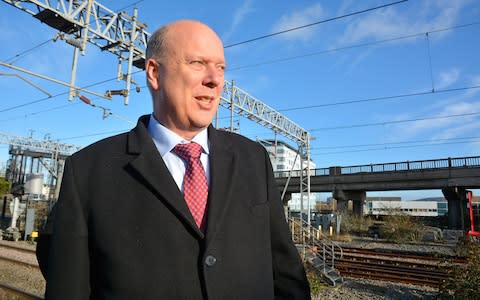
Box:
(204, 127), (238, 245)
(126, 116), (203, 238)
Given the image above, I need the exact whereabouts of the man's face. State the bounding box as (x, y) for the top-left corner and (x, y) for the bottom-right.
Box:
(147, 22), (226, 139)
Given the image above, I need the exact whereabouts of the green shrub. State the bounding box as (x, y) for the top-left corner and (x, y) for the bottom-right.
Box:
(440, 238), (480, 299)
(0, 177), (9, 196)
(305, 265), (328, 295)
(378, 210), (422, 242)
(339, 213), (374, 236)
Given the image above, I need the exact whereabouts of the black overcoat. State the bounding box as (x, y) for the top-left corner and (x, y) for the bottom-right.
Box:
(37, 115), (310, 299)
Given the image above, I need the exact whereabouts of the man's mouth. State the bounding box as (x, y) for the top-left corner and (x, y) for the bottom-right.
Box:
(195, 96), (214, 103)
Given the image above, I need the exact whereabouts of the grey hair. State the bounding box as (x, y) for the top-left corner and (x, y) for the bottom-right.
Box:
(145, 25), (170, 63)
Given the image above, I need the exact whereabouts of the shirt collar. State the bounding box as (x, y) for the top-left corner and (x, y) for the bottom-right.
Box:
(147, 114), (210, 157)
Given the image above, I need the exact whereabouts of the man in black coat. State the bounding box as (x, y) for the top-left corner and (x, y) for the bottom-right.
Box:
(37, 19), (310, 299)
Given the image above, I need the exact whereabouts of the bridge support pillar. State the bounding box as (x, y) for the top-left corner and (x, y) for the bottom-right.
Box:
(442, 187), (468, 230)
(333, 188), (365, 216)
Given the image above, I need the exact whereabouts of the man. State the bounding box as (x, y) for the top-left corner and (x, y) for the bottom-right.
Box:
(37, 20), (310, 299)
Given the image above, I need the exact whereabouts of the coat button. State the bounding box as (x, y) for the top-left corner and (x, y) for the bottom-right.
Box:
(205, 255), (217, 267)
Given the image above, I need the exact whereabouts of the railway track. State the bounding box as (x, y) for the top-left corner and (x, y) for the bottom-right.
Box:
(0, 280), (44, 300)
(0, 241), (39, 268)
(0, 241), (44, 298)
(336, 246), (464, 288)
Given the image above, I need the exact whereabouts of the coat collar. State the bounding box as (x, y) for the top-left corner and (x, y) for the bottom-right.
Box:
(126, 116), (238, 241)
(204, 126), (237, 245)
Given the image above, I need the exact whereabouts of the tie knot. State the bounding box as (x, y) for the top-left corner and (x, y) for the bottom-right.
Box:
(172, 142), (203, 160)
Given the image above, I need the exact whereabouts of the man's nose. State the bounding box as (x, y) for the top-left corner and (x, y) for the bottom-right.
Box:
(203, 65), (223, 88)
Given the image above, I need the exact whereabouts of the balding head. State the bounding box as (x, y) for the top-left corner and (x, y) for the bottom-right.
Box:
(146, 20), (223, 65)
(145, 20), (226, 140)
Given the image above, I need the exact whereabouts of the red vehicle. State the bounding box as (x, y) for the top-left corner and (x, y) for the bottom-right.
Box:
(466, 190), (480, 238)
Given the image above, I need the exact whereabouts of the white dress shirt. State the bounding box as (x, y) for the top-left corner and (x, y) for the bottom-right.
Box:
(147, 114), (210, 192)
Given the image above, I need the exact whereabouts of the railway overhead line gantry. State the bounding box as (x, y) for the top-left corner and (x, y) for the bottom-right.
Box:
(1, 0), (313, 222)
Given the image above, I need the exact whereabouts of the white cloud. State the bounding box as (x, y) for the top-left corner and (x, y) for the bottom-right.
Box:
(337, 0), (471, 45)
(222, 0), (254, 43)
(271, 3), (325, 42)
(436, 68), (460, 90)
(390, 100), (480, 141)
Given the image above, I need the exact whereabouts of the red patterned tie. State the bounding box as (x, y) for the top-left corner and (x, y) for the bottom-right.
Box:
(172, 143), (208, 231)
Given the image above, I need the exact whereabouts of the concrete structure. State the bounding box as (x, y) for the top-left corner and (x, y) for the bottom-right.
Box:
(275, 156), (480, 229)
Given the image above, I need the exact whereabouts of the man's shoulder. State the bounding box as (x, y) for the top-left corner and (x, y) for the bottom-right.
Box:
(70, 131), (130, 161)
(214, 128), (262, 149)
(212, 128), (266, 158)
(70, 115), (150, 161)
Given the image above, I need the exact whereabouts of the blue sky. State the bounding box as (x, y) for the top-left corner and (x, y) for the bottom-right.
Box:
(1, 0), (479, 200)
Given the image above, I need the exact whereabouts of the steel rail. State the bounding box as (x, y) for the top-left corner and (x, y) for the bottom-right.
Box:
(0, 280), (44, 300)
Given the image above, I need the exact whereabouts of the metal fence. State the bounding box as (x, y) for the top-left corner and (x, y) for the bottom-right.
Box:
(274, 156), (480, 178)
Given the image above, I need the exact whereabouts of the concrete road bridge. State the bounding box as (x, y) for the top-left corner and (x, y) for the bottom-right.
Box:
(275, 156), (480, 229)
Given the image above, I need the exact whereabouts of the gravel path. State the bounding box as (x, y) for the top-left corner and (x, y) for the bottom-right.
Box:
(313, 278), (439, 300)
(0, 240), (45, 298)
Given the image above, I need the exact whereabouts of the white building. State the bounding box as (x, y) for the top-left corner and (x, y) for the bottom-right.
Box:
(287, 193), (317, 212)
(364, 198), (448, 217)
(258, 139), (315, 173)
(259, 139), (316, 212)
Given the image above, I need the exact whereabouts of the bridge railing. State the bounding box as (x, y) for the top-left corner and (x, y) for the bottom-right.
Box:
(274, 156), (480, 178)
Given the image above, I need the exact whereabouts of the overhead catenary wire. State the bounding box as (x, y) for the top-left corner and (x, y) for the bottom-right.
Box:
(227, 20), (480, 72)
(224, 0), (408, 48)
(425, 32), (435, 92)
(78, 94), (135, 125)
(211, 84), (480, 121)
(0, 102), (80, 123)
(250, 129), (480, 156)
(0, 70), (143, 114)
(311, 139), (480, 156)
(278, 84), (480, 112)
(4, 39), (54, 64)
(58, 129), (130, 142)
(308, 111), (480, 131)
(311, 136), (480, 150)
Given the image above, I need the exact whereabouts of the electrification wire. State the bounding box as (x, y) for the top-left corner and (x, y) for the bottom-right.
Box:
(278, 84), (480, 112)
(214, 84), (480, 126)
(115, 0), (144, 11)
(309, 111), (480, 131)
(313, 139), (480, 155)
(4, 39), (54, 64)
(0, 103), (80, 123)
(311, 136), (480, 150)
(58, 129), (130, 142)
(228, 20), (480, 71)
(224, 0), (408, 48)
(0, 69), (143, 114)
(425, 32), (435, 92)
(213, 85), (480, 135)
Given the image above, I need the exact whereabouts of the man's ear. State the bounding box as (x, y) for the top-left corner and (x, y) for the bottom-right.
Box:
(146, 59), (160, 90)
